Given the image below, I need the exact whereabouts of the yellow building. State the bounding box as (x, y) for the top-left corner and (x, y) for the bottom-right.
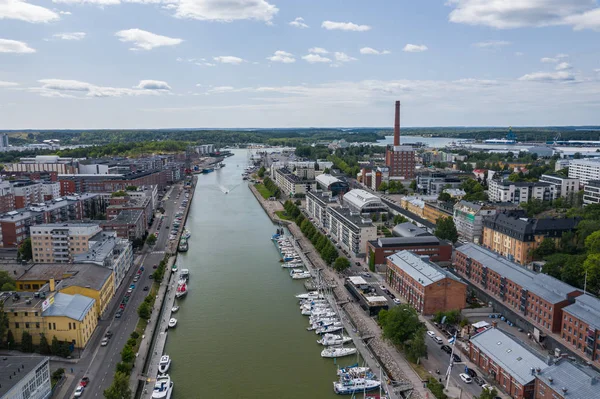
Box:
(3, 291), (97, 348)
(423, 201), (453, 225)
(16, 263), (115, 317)
(400, 196), (425, 218)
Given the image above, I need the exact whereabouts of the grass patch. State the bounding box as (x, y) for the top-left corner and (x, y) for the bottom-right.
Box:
(409, 361), (432, 381)
(275, 210), (292, 220)
(255, 183), (271, 199)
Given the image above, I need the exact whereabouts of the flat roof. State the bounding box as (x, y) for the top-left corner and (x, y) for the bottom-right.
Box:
(348, 276), (368, 285)
(536, 360), (600, 399)
(374, 236), (443, 248)
(562, 294), (600, 330)
(387, 251), (455, 287)
(458, 243), (578, 304)
(470, 328), (548, 385)
(58, 264), (112, 292)
(392, 222), (430, 238)
(316, 174), (342, 187)
(42, 293), (95, 321)
(343, 189), (384, 210)
(0, 356), (49, 397)
(327, 206), (374, 228)
(365, 295), (388, 304)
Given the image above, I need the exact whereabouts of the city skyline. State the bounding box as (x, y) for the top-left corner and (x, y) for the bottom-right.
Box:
(1, 0), (600, 128)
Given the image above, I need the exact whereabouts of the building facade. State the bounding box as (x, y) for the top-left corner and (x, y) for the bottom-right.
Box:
(326, 207), (376, 256)
(453, 201), (497, 243)
(583, 180), (600, 205)
(488, 179), (556, 204)
(30, 224), (103, 263)
(568, 159), (600, 185)
(367, 236), (452, 265)
(385, 145), (416, 179)
(273, 168), (316, 197)
(539, 174), (580, 198)
(560, 294), (600, 368)
(0, 356), (51, 399)
(386, 251), (466, 314)
(534, 359), (600, 399)
(423, 201), (454, 224)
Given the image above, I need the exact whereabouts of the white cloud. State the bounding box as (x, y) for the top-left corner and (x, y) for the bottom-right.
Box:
(321, 20), (371, 31)
(213, 55), (245, 64)
(115, 29), (182, 51)
(53, 32), (86, 40)
(173, 0), (278, 22)
(0, 38), (35, 53)
(556, 62), (572, 71)
(541, 57), (559, 63)
(53, 0), (120, 4)
(32, 78), (172, 98)
(556, 53), (569, 59)
(403, 44), (428, 53)
(302, 54), (331, 64)
(453, 78), (500, 86)
(518, 71), (575, 82)
(289, 16), (308, 28)
(308, 47), (328, 54)
(135, 80), (171, 90)
(360, 47), (391, 55)
(267, 50), (295, 63)
(515, 52), (524, 56)
(472, 40), (511, 48)
(58, 10), (71, 15)
(447, 0), (600, 30)
(0, 0), (60, 23)
(334, 52), (356, 62)
(0, 80), (18, 87)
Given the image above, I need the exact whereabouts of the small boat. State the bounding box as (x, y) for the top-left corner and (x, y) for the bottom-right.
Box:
(202, 168), (214, 174)
(171, 265), (178, 273)
(321, 347), (357, 358)
(171, 305), (179, 313)
(178, 238), (189, 252)
(318, 334), (353, 346)
(337, 366), (371, 377)
(175, 282), (187, 299)
(182, 229), (191, 240)
(316, 324), (343, 335)
(291, 272), (311, 280)
(296, 292), (322, 300)
(282, 262), (303, 268)
(158, 355), (171, 374)
(333, 377), (380, 395)
(168, 318), (178, 328)
(152, 374), (174, 399)
(289, 268), (305, 277)
(180, 269), (190, 281)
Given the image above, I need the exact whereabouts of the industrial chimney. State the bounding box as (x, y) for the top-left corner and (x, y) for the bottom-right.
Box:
(393, 100), (401, 146)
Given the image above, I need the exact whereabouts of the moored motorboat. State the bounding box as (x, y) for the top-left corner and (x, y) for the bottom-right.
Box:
(178, 238), (188, 252)
(171, 305), (179, 313)
(295, 292), (322, 300)
(291, 272), (311, 280)
(336, 366), (371, 376)
(180, 269), (189, 281)
(333, 377), (380, 395)
(321, 346), (357, 358)
(316, 324), (343, 334)
(175, 282), (187, 299)
(318, 334), (353, 346)
(168, 318), (178, 328)
(152, 374), (174, 399)
(158, 355), (171, 374)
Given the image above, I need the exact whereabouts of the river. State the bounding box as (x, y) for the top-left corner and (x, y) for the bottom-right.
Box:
(165, 149), (347, 398)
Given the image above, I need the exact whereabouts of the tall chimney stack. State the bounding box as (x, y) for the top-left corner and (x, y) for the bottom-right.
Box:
(393, 100), (400, 146)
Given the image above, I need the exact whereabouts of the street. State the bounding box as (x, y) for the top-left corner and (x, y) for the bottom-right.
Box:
(60, 184), (186, 398)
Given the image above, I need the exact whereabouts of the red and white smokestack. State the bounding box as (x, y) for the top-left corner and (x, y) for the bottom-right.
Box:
(394, 100), (400, 146)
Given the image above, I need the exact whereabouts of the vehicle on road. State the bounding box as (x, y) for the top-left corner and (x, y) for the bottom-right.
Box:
(459, 373), (473, 384)
(130, 284), (135, 290)
(473, 376), (485, 386)
(482, 384), (494, 392)
(143, 286), (149, 291)
(393, 298), (401, 305)
(105, 331), (113, 338)
(379, 285), (386, 291)
(440, 345), (452, 354)
(115, 311), (122, 318)
(80, 377), (89, 387)
(101, 338), (109, 346)
(153, 264), (158, 269)
(427, 331), (436, 338)
(74, 385), (84, 397)
(433, 336), (443, 345)
(452, 354), (462, 363)
(363, 273), (371, 278)
(465, 368), (478, 378)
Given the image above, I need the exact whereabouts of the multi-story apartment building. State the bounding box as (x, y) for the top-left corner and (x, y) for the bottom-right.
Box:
(423, 200), (454, 224)
(30, 223), (103, 263)
(482, 213), (578, 265)
(326, 207), (376, 256)
(306, 190), (335, 229)
(0, 356), (51, 399)
(12, 181), (44, 208)
(58, 170), (166, 196)
(488, 179), (556, 204)
(454, 244), (582, 334)
(568, 158), (600, 185)
(539, 174), (580, 198)
(560, 294), (600, 368)
(342, 189), (387, 214)
(99, 209), (145, 241)
(453, 200), (498, 243)
(0, 178), (15, 213)
(534, 359), (600, 399)
(469, 327), (549, 399)
(41, 181), (61, 200)
(583, 180), (600, 205)
(386, 251), (466, 314)
(273, 168), (317, 197)
(107, 196), (153, 227)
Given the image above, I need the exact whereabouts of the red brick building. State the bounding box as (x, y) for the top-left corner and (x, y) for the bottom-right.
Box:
(386, 250), (466, 315)
(58, 170), (166, 196)
(100, 209), (145, 241)
(534, 359), (599, 399)
(454, 243), (582, 334)
(560, 294), (600, 368)
(385, 101), (415, 179)
(367, 236), (452, 265)
(469, 327), (549, 399)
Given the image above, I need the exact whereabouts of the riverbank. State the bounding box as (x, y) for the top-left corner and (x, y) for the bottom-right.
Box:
(248, 183), (291, 225)
(250, 186), (429, 399)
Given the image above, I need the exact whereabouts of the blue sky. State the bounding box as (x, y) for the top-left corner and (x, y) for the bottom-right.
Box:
(1, 0), (600, 129)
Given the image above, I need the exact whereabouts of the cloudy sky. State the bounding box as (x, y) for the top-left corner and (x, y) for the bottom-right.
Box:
(1, 0), (600, 129)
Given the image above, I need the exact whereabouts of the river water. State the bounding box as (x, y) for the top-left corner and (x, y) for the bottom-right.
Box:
(165, 149), (346, 398)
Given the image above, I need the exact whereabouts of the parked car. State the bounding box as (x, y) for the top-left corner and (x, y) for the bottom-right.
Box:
(459, 373), (472, 384)
(105, 331), (113, 338)
(465, 368), (478, 378)
(115, 311), (122, 318)
(153, 264), (158, 269)
(433, 336), (444, 344)
(101, 338), (109, 347)
(473, 376), (485, 386)
(452, 354), (462, 363)
(74, 385), (84, 397)
(143, 286), (149, 291)
(393, 298), (401, 305)
(440, 345), (452, 354)
(80, 377), (89, 387)
(482, 384), (494, 392)
(427, 331), (436, 338)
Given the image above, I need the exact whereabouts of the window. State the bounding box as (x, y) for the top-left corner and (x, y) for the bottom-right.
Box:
(25, 323), (29, 328)
(15, 322), (19, 329)
(36, 323), (40, 329)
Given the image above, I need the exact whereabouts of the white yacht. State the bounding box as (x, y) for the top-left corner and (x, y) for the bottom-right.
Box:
(321, 347), (357, 358)
(180, 269), (190, 281)
(171, 305), (179, 313)
(317, 334), (353, 346)
(333, 377), (380, 395)
(316, 324), (343, 334)
(295, 292), (323, 300)
(152, 374), (174, 399)
(168, 318), (178, 328)
(336, 366), (371, 376)
(291, 272), (311, 280)
(158, 355), (171, 373)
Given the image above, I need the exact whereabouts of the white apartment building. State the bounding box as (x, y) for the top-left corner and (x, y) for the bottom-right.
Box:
(0, 356), (51, 399)
(453, 200), (497, 243)
(568, 159), (600, 185)
(306, 191), (334, 229)
(583, 181), (600, 205)
(30, 223), (103, 263)
(273, 168), (317, 197)
(488, 179), (556, 204)
(326, 207), (377, 256)
(41, 182), (60, 200)
(539, 174), (580, 198)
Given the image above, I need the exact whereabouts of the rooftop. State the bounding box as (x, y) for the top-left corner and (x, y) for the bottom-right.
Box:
(470, 328), (548, 385)
(57, 264), (112, 292)
(74, 232), (117, 264)
(316, 174), (342, 187)
(392, 222), (430, 238)
(42, 292), (95, 321)
(348, 276), (368, 285)
(327, 206), (374, 228)
(30, 223), (102, 234)
(562, 294), (600, 330)
(458, 243), (579, 304)
(373, 236), (444, 248)
(101, 209), (144, 225)
(536, 359), (600, 399)
(343, 189), (384, 211)
(387, 250), (461, 287)
(0, 356), (49, 398)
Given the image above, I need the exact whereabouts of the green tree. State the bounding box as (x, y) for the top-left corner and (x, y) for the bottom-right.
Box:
(21, 331), (33, 353)
(583, 253), (600, 295)
(377, 182), (389, 192)
(17, 238), (32, 261)
(532, 238), (556, 259)
(428, 378), (448, 399)
(39, 334), (51, 355)
(115, 362), (133, 375)
(0, 271), (16, 291)
(6, 330), (14, 348)
(409, 180), (417, 191)
(111, 190), (127, 197)
(476, 388), (499, 399)
(137, 301), (151, 319)
(103, 371), (132, 399)
(406, 329), (428, 363)
(145, 234), (157, 246)
(333, 257), (351, 272)
(368, 250), (375, 272)
(257, 166), (266, 178)
(125, 185), (137, 191)
(435, 216), (459, 243)
(378, 304), (424, 347)
(121, 345), (135, 363)
(585, 230), (600, 254)
(393, 214), (408, 225)
(437, 192), (452, 202)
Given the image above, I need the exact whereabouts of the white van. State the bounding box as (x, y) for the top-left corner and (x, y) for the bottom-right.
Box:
(434, 336), (444, 345)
